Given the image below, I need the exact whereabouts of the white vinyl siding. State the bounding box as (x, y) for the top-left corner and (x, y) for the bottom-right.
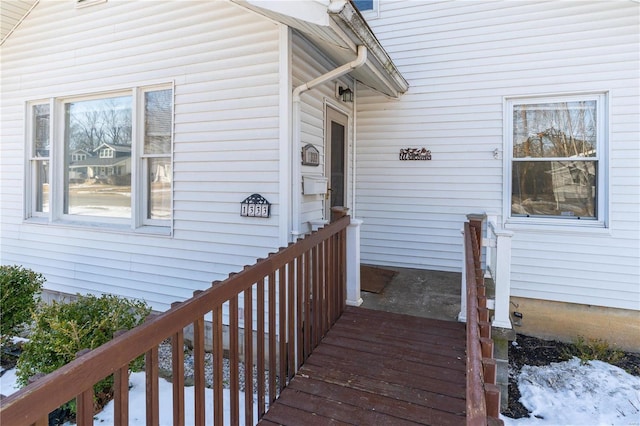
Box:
(357, 0), (639, 310)
(1, 0), (282, 311)
(292, 31), (354, 231)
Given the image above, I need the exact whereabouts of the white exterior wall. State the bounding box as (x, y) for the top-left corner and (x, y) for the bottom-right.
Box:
(357, 0), (640, 310)
(292, 31), (354, 232)
(0, 1), (283, 311)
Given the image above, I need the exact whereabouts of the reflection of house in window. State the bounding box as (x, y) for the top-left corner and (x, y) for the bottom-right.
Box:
(100, 147), (114, 158)
(549, 161), (596, 211)
(68, 143), (131, 184)
(70, 149), (89, 162)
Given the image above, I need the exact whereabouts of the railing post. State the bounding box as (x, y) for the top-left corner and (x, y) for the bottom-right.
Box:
(345, 218), (363, 307)
(460, 213), (485, 323)
(492, 227), (513, 329)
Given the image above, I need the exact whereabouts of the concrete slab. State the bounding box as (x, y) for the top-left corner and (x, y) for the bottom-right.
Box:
(360, 265), (462, 323)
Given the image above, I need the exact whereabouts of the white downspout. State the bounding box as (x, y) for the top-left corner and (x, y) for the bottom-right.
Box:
(351, 78), (357, 217)
(290, 45), (367, 241)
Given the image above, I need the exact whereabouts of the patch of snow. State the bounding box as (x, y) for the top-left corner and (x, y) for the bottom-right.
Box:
(0, 368), (20, 396)
(1, 369), (257, 426)
(81, 371), (257, 426)
(502, 357), (640, 425)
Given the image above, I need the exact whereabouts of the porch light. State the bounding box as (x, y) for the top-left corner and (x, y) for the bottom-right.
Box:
(338, 86), (353, 102)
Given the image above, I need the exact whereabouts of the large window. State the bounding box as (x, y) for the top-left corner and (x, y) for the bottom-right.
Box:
(26, 85), (173, 230)
(507, 94), (607, 224)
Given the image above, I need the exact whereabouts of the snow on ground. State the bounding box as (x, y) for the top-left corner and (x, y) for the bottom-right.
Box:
(0, 368), (20, 396)
(0, 369), (256, 426)
(502, 358), (640, 426)
(92, 371), (257, 426)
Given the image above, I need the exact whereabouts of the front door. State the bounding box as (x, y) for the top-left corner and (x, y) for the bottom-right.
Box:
(325, 106), (348, 220)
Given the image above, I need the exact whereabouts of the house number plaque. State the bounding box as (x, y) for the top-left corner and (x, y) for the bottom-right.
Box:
(302, 144), (320, 166)
(241, 194), (271, 218)
(399, 148), (432, 161)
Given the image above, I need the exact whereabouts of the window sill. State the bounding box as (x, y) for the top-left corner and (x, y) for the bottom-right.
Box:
(23, 217), (172, 237)
(505, 218), (610, 236)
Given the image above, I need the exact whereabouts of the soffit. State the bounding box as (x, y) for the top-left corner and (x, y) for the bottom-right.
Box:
(1, 0), (38, 45)
(233, 0), (408, 98)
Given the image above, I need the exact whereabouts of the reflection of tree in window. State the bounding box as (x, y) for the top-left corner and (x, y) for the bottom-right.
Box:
(144, 90), (172, 155)
(512, 100), (598, 219)
(64, 96), (132, 218)
(66, 96), (132, 153)
(34, 106), (50, 157)
(143, 89), (172, 221)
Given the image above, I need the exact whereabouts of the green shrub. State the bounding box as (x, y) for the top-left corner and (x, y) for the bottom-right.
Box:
(0, 265), (45, 347)
(16, 294), (151, 415)
(563, 335), (624, 364)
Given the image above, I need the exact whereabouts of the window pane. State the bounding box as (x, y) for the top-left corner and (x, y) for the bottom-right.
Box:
(65, 96), (132, 218)
(147, 158), (171, 220)
(34, 160), (49, 213)
(144, 89), (172, 155)
(512, 160), (596, 218)
(513, 101), (597, 159)
(33, 104), (50, 157)
(354, 0), (374, 11)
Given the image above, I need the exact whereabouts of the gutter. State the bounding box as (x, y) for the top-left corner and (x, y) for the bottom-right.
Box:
(328, 0), (409, 97)
(290, 45), (367, 241)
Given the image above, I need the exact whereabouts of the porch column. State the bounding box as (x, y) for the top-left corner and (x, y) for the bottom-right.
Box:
(492, 227), (513, 329)
(346, 218), (363, 307)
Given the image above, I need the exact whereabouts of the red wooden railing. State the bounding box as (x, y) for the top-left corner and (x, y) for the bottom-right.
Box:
(465, 217), (504, 426)
(0, 215), (349, 426)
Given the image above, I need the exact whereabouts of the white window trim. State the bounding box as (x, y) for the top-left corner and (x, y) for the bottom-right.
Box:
(502, 92), (609, 231)
(25, 85), (174, 235)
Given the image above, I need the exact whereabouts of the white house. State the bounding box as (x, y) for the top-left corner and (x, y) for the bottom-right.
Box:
(0, 0), (406, 310)
(1, 0), (638, 350)
(353, 0), (639, 349)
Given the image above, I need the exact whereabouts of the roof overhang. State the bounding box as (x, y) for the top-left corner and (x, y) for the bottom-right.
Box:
(1, 0), (39, 45)
(232, 0), (408, 98)
(2, 0), (408, 97)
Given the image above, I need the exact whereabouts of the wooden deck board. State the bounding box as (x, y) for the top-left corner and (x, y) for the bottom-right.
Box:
(259, 306), (467, 425)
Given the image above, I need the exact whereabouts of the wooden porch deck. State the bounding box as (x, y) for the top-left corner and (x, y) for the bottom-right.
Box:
(259, 306), (467, 426)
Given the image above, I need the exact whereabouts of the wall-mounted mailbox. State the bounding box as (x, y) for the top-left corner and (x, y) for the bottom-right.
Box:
(240, 194), (271, 218)
(302, 175), (328, 195)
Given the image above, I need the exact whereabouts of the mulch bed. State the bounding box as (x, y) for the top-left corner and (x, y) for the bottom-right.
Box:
(1, 341), (23, 372)
(503, 334), (640, 418)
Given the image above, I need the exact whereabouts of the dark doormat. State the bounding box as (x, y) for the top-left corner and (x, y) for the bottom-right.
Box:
(360, 265), (397, 293)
